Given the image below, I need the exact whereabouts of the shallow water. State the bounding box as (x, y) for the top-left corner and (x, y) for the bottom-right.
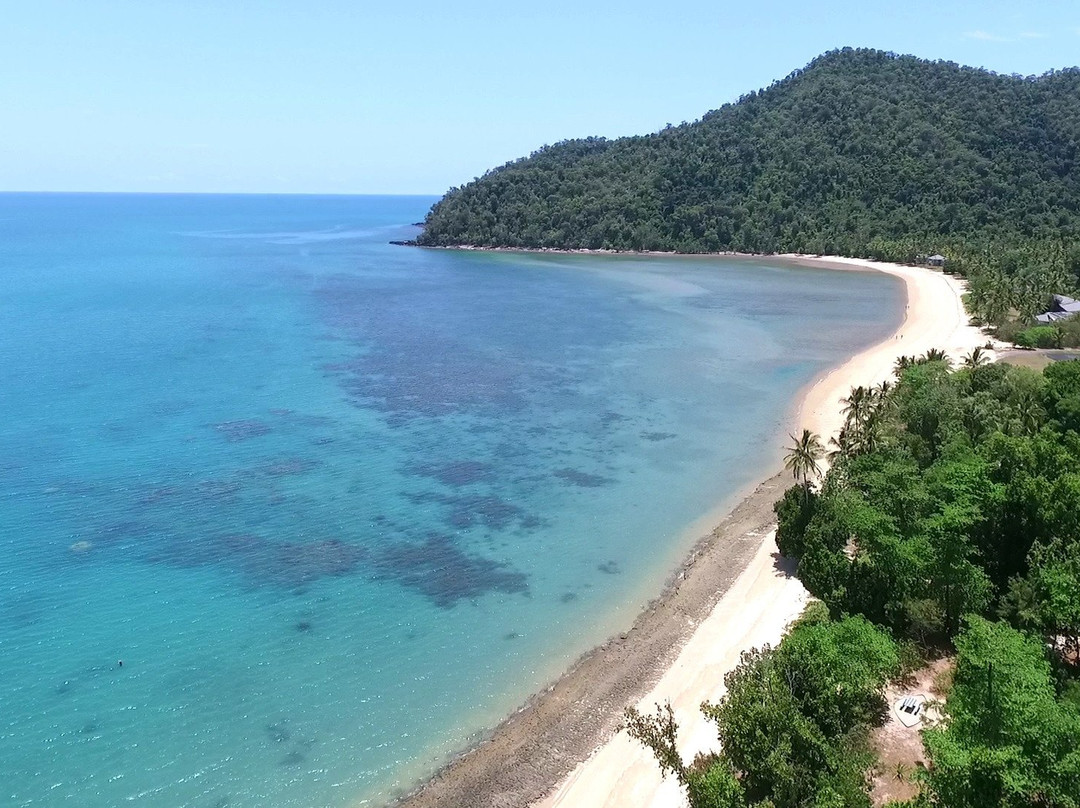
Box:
(0, 194), (903, 807)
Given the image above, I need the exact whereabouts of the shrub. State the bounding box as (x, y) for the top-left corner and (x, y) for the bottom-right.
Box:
(775, 485), (817, 559)
(1013, 325), (1062, 349)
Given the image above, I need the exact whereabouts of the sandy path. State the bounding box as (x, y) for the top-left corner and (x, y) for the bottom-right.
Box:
(534, 258), (988, 808)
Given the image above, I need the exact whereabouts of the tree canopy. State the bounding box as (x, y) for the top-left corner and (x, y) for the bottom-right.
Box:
(417, 48), (1080, 262)
(632, 358), (1080, 808)
(922, 616), (1080, 808)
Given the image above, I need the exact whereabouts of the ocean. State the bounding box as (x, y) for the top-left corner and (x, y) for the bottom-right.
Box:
(0, 193), (903, 807)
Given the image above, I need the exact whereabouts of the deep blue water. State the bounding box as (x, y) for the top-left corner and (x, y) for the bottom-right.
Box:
(0, 194), (904, 807)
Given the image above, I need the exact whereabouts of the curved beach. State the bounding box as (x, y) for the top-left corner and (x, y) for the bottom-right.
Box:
(395, 257), (989, 808)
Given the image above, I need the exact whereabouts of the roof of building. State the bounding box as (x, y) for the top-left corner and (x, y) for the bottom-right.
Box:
(1053, 294), (1080, 312)
(927, 254), (946, 261)
(1036, 310), (1078, 323)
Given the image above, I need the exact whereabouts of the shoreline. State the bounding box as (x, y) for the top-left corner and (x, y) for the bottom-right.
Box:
(391, 254), (990, 808)
(400, 243), (761, 259)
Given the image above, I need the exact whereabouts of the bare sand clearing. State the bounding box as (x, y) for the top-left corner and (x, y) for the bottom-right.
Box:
(394, 257), (989, 808)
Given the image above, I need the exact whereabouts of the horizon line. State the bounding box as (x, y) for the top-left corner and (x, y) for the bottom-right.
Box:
(0, 190), (442, 198)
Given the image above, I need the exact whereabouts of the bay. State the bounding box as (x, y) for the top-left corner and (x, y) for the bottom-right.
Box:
(0, 193), (903, 807)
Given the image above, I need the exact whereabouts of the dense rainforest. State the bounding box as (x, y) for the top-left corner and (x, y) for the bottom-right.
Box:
(628, 355), (1080, 808)
(417, 48), (1080, 332)
(418, 48), (1080, 258)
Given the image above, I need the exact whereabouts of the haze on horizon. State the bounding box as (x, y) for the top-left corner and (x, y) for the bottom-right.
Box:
(4, 0), (1080, 196)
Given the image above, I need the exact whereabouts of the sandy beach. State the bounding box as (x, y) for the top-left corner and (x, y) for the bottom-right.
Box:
(394, 255), (990, 808)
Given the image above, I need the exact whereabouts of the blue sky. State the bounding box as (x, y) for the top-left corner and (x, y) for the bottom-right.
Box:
(3, 0), (1079, 195)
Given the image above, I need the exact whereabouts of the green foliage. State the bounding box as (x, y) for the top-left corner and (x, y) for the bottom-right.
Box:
(921, 617), (1080, 808)
(775, 484), (818, 559)
(1004, 539), (1080, 664)
(627, 615), (897, 807)
(702, 617), (897, 808)
(776, 616), (899, 736)
(685, 757), (747, 808)
(775, 360), (1080, 643)
(631, 359), (1080, 808)
(704, 645), (825, 804)
(923, 503), (992, 636)
(771, 360), (1080, 806)
(785, 429), (825, 488)
(623, 702), (687, 784)
(964, 243), (1077, 328)
(794, 599), (833, 628)
(418, 49), (1080, 271)
(1013, 325), (1063, 349)
(1044, 359), (1080, 434)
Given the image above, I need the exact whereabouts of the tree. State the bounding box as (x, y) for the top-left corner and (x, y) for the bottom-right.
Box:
(417, 49), (1080, 272)
(1043, 359), (1080, 434)
(703, 643), (831, 806)
(624, 704), (749, 808)
(1006, 539), (1080, 666)
(1013, 389), (1043, 436)
(921, 348), (951, 368)
(775, 484), (818, 559)
(922, 503), (991, 636)
(921, 617), (1080, 808)
(775, 616), (899, 736)
(623, 702), (687, 784)
(685, 757), (747, 808)
(702, 617), (897, 808)
(841, 386), (873, 436)
(961, 347), (991, 369)
(893, 360), (961, 462)
(785, 429), (824, 491)
(874, 380), (893, 405)
(828, 427), (856, 462)
(894, 356), (917, 378)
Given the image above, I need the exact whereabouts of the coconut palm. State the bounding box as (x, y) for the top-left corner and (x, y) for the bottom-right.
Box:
(874, 380), (894, 414)
(841, 385), (872, 435)
(1015, 391), (1043, 436)
(828, 427), (855, 462)
(860, 410), (883, 454)
(784, 429), (824, 491)
(921, 348), (952, 368)
(962, 347), (991, 369)
(894, 355), (917, 378)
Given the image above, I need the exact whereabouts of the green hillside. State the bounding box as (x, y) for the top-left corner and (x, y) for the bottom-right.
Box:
(416, 48), (1080, 260)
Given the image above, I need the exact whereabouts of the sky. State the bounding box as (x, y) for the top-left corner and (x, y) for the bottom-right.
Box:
(3, 0), (1079, 195)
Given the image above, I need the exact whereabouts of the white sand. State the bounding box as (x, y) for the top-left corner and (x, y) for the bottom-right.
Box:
(535, 258), (989, 808)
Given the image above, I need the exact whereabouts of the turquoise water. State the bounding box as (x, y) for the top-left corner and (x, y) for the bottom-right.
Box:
(0, 194), (903, 807)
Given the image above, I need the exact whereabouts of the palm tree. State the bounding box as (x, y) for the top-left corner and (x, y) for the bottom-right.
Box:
(1015, 391), (1043, 436)
(860, 410), (882, 454)
(894, 355), (916, 378)
(828, 427), (855, 462)
(784, 429), (824, 492)
(841, 385), (872, 436)
(961, 346), (991, 369)
(921, 348), (952, 368)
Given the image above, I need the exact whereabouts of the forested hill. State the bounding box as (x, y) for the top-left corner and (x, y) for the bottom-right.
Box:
(416, 48), (1080, 258)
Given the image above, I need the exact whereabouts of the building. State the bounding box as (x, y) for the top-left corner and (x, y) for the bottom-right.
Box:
(1036, 294), (1080, 323)
(926, 254), (946, 267)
